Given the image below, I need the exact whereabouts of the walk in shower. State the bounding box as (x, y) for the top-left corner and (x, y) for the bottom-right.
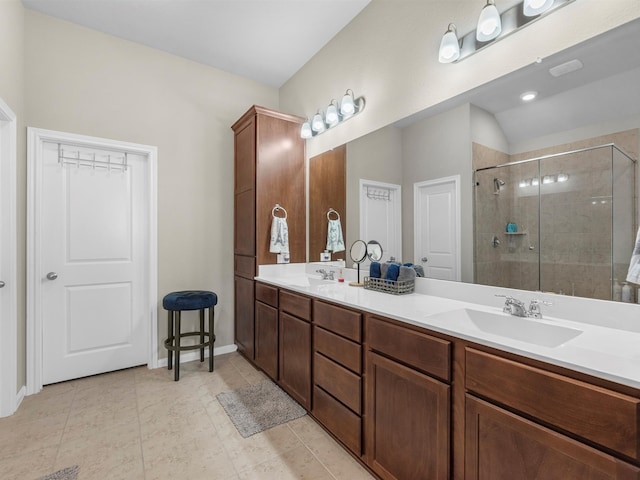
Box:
(474, 144), (636, 301)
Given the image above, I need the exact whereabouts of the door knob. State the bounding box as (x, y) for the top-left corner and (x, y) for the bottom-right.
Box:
(0, 280), (5, 288)
(421, 257), (428, 263)
(46, 272), (58, 280)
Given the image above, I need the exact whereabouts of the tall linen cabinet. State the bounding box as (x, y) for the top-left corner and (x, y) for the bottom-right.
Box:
(232, 106), (306, 360)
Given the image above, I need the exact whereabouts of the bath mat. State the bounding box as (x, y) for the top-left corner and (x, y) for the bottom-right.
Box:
(36, 466), (79, 480)
(216, 380), (306, 438)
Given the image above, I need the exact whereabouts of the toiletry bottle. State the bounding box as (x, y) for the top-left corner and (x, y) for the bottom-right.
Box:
(622, 282), (632, 303)
(613, 279), (622, 302)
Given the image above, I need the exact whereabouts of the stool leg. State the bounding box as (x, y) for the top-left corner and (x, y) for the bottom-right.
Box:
(209, 306), (215, 372)
(175, 311), (181, 381)
(199, 309), (205, 362)
(167, 310), (173, 371)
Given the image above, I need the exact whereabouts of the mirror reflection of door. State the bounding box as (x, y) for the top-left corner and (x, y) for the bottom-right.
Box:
(414, 176), (461, 281)
(359, 179), (402, 263)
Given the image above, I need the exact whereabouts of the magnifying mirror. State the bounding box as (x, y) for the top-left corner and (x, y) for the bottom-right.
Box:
(367, 240), (383, 262)
(349, 240), (368, 286)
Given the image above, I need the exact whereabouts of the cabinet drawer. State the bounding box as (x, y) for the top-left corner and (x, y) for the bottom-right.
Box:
(279, 290), (311, 321)
(466, 348), (640, 461)
(367, 316), (451, 382)
(314, 326), (361, 374)
(313, 386), (361, 455)
(314, 301), (361, 342)
(314, 352), (361, 414)
(255, 282), (278, 308)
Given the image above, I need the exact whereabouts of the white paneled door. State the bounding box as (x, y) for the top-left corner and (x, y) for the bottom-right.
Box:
(414, 176), (461, 281)
(36, 137), (152, 386)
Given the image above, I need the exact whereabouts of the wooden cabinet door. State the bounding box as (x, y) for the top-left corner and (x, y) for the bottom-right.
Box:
(365, 351), (450, 480)
(254, 301), (278, 380)
(279, 312), (311, 409)
(234, 275), (254, 359)
(465, 395), (640, 480)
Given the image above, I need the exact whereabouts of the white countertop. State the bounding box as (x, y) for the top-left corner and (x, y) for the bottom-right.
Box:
(256, 263), (640, 390)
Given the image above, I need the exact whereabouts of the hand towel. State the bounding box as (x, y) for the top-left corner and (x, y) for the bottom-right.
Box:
(269, 217), (289, 254)
(385, 263), (400, 282)
(326, 218), (345, 253)
(370, 262), (382, 279)
(380, 263), (389, 279)
(626, 226), (640, 284)
(412, 265), (425, 277)
(397, 265), (417, 283)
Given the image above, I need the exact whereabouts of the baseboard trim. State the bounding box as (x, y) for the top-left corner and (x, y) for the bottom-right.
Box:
(155, 343), (238, 369)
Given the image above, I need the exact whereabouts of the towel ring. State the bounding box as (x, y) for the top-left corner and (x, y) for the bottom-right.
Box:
(327, 208), (340, 221)
(272, 204), (288, 219)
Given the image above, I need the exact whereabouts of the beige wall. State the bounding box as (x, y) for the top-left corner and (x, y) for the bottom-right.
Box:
(0, 0), (25, 394)
(345, 125), (403, 248)
(280, 0), (640, 159)
(22, 10), (279, 381)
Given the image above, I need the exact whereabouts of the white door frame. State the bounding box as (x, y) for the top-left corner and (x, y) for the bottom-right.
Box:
(27, 128), (158, 395)
(414, 175), (462, 281)
(0, 98), (18, 416)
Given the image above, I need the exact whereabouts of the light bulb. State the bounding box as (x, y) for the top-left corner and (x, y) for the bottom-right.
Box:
(311, 112), (325, 133)
(520, 91), (538, 102)
(340, 91), (355, 116)
(523, 0), (554, 16)
(476, 0), (502, 42)
(439, 24), (460, 63)
(326, 103), (339, 125)
(300, 121), (312, 139)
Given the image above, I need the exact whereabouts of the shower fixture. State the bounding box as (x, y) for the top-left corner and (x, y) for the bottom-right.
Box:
(493, 178), (505, 194)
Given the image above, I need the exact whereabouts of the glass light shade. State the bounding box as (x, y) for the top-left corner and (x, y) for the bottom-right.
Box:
(519, 179), (530, 188)
(325, 104), (339, 125)
(340, 92), (355, 116)
(542, 175), (555, 184)
(531, 177), (540, 186)
(311, 112), (325, 132)
(523, 0), (554, 16)
(300, 121), (312, 139)
(439, 25), (460, 63)
(476, 1), (502, 42)
(557, 173), (569, 182)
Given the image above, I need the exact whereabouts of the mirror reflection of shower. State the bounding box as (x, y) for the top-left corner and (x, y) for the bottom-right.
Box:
(493, 178), (505, 195)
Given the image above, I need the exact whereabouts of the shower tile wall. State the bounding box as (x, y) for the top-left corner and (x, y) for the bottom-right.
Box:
(473, 129), (638, 301)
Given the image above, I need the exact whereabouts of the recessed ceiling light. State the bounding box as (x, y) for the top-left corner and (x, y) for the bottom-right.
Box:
(520, 91), (538, 102)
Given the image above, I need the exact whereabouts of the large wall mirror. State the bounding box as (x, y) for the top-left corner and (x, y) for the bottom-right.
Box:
(309, 17), (640, 303)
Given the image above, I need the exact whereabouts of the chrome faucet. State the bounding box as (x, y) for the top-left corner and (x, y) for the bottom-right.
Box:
(495, 295), (552, 319)
(316, 269), (335, 281)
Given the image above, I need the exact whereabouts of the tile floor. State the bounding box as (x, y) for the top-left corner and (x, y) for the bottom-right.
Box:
(0, 352), (375, 480)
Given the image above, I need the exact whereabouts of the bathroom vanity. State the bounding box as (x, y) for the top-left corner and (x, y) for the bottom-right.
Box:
(249, 264), (640, 480)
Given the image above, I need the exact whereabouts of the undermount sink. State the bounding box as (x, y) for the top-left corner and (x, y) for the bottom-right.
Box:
(428, 308), (583, 348)
(279, 275), (335, 287)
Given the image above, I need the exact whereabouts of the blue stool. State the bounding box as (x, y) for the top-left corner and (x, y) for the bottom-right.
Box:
(162, 290), (217, 381)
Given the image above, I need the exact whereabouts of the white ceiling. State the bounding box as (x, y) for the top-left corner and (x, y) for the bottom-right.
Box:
(22, 0), (371, 87)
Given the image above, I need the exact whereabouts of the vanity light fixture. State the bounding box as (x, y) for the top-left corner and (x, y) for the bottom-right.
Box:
(300, 120), (312, 139)
(439, 0), (574, 64)
(311, 111), (326, 133)
(518, 179), (531, 188)
(325, 101), (339, 126)
(477, 0), (502, 42)
(523, 0), (555, 17)
(520, 91), (538, 102)
(439, 24), (461, 63)
(300, 90), (365, 138)
(542, 175), (555, 184)
(557, 173), (569, 182)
